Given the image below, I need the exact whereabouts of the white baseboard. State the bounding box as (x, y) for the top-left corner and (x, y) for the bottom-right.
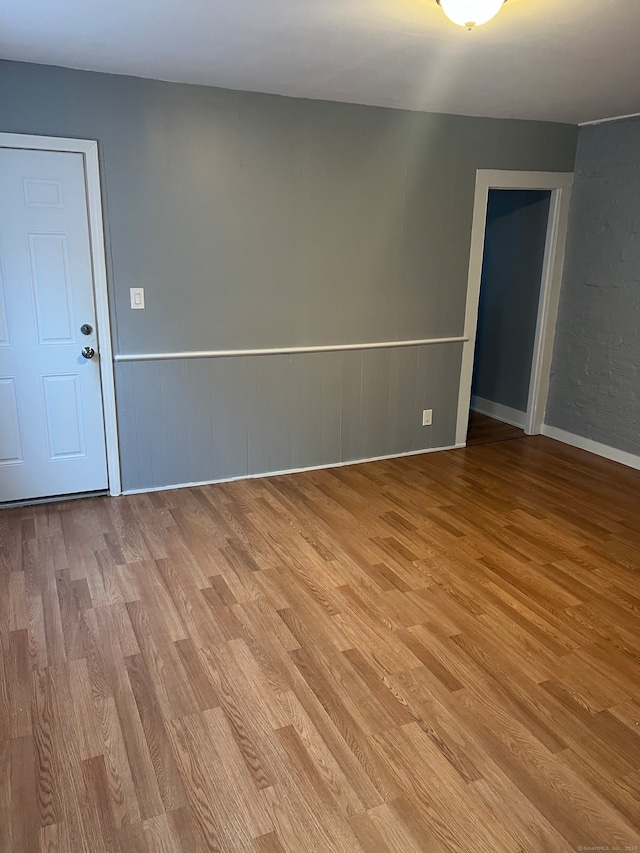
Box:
(470, 396), (527, 429)
(121, 443), (466, 496)
(541, 424), (640, 471)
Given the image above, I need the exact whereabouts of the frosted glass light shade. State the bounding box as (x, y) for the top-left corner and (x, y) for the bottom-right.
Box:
(438, 0), (505, 28)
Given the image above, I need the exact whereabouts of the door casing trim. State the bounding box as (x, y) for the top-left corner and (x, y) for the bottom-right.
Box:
(0, 132), (121, 496)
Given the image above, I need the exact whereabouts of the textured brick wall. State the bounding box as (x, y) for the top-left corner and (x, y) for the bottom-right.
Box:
(546, 117), (640, 454)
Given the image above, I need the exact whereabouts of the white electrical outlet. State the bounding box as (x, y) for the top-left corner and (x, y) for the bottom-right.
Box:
(422, 409), (433, 427)
(130, 287), (145, 309)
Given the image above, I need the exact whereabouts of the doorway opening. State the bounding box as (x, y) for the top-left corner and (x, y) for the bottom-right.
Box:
(456, 170), (573, 449)
(468, 189), (551, 446)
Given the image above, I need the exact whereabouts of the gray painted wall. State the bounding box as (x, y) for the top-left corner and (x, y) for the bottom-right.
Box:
(472, 189), (551, 413)
(546, 118), (640, 455)
(0, 61), (578, 491)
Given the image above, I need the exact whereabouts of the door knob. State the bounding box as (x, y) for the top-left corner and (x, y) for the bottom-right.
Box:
(81, 346), (96, 359)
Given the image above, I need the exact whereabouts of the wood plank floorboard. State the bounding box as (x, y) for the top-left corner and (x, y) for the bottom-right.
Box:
(467, 411), (526, 446)
(1, 435), (640, 852)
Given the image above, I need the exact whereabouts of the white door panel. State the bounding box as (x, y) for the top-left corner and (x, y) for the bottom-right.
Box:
(0, 265), (9, 346)
(0, 377), (23, 465)
(0, 147), (108, 502)
(29, 232), (76, 343)
(42, 373), (87, 459)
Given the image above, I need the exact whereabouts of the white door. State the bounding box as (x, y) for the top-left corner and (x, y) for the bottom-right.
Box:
(0, 147), (108, 502)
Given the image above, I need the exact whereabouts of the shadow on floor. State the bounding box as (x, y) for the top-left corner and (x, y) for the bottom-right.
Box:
(467, 411), (526, 447)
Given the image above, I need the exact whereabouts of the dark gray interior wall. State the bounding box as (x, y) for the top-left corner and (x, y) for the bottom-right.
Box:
(546, 118), (640, 455)
(472, 190), (551, 412)
(0, 61), (577, 490)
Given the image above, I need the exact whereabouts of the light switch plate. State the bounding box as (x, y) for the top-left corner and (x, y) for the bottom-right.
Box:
(130, 287), (145, 309)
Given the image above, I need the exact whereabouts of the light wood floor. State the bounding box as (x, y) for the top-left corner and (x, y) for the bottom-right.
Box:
(467, 410), (526, 446)
(1, 436), (640, 853)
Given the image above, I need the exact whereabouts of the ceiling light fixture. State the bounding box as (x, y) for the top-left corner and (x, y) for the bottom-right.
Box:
(436, 0), (506, 29)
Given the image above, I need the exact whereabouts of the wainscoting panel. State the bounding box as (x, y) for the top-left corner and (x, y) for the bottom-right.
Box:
(115, 342), (463, 492)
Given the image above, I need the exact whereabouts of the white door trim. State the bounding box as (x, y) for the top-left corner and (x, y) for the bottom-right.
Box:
(0, 132), (121, 496)
(455, 169), (573, 446)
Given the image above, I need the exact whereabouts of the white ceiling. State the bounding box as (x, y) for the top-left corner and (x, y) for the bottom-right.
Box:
(2, 0), (639, 124)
